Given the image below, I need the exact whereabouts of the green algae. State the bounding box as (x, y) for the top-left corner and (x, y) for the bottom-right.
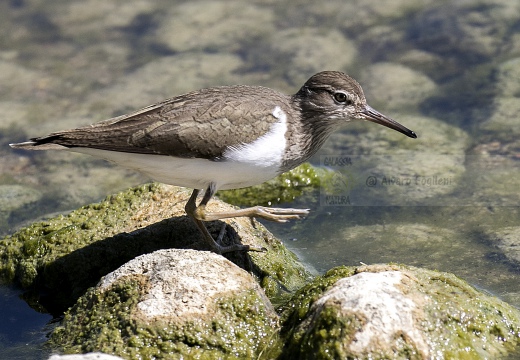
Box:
(49, 276), (281, 359)
(279, 266), (356, 325)
(217, 163), (331, 207)
(247, 229), (312, 306)
(423, 271), (520, 359)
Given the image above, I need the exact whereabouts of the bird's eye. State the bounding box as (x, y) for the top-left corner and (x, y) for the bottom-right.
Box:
(333, 92), (352, 105)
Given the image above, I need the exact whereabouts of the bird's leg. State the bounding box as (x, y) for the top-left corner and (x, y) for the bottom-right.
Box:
(184, 182), (310, 253)
(184, 185), (265, 254)
(193, 182), (310, 222)
(199, 206), (310, 222)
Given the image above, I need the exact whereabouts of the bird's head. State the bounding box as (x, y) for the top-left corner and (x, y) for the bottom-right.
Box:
(295, 71), (417, 139)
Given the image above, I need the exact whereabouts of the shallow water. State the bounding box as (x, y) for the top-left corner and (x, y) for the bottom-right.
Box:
(0, 286), (52, 359)
(1, 0), (519, 358)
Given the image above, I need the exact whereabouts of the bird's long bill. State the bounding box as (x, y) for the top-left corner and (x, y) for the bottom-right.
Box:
(361, 105), (417, 139)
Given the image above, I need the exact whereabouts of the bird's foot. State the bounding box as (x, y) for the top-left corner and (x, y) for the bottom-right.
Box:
(197, 205), (310, 223)
(185, 188), (306, 254)
(213, 223), (267, 254)
(191, 216), (266, 254)
(246, 206), (310, 223)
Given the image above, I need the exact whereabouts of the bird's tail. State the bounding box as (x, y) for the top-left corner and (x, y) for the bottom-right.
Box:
(9, 141), (67, 150)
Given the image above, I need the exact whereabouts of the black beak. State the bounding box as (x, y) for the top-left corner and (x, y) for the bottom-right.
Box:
(360, 105), (417, 139)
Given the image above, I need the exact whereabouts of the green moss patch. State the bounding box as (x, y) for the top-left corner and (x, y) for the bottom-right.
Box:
(218, 163), (331, 207)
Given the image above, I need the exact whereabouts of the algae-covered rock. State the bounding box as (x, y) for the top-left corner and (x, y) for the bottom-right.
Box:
(0, 183), (311, 314)
(49, 249), (279, 359)
(280, 264), (520, 359)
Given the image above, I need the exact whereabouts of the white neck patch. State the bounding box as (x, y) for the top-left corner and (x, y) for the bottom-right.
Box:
(222, 106), (287, 168)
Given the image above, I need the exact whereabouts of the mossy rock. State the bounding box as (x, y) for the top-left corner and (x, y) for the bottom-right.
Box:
(279, 264), (520, 359)
(218, 163), (331, 207)
(0, 183), (311, 314)
(48, 250), (281, 359)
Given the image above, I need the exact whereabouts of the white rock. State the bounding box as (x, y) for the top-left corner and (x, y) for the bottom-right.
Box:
(311, 271), (428, 357)
(98, 249), (269, 320)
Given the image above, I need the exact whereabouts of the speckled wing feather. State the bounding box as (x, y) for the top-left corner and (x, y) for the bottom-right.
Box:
(23, 85), (289, 160)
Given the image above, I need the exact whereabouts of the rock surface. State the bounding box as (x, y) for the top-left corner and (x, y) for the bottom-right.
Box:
(280, 264), (520, 359)
(361, 62), (437, 112)
(158, 1), (274, 52)
(98, 249), (274, 320)
(50, 249), (279, 359)
(46, 256), (520, 359)
(316, 114), (469, 205)
(269, 28), (358, 86)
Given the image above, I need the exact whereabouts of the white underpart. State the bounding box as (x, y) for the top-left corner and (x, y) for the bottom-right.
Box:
(222, 105), (287, 167)
(71, 106), (288, 191)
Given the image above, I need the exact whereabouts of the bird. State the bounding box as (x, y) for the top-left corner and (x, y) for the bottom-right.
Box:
(10, 71), (417, 254)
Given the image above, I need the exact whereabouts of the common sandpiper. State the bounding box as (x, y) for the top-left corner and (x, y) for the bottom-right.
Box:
(10, 71), (417, 254)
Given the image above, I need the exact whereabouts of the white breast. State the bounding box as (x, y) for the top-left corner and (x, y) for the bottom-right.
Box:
(222, 106), (287, 167)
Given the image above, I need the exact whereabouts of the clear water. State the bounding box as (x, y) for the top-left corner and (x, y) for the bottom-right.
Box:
(1, 0), (519, 358)
(0, 286), (52, 360)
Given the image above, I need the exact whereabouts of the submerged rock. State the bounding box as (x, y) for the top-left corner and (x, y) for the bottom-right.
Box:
(157, 1), (274, 53)
(361, 62), (437, 112)
(486, 226), (520, 266)
(269, 28), (357, 86)
(316, 115), (469, 206)
(0, 184), (42, 232)
(87, 53), (245, 114)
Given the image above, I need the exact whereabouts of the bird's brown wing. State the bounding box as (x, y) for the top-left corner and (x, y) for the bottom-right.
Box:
(23, 85), (287, 159)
